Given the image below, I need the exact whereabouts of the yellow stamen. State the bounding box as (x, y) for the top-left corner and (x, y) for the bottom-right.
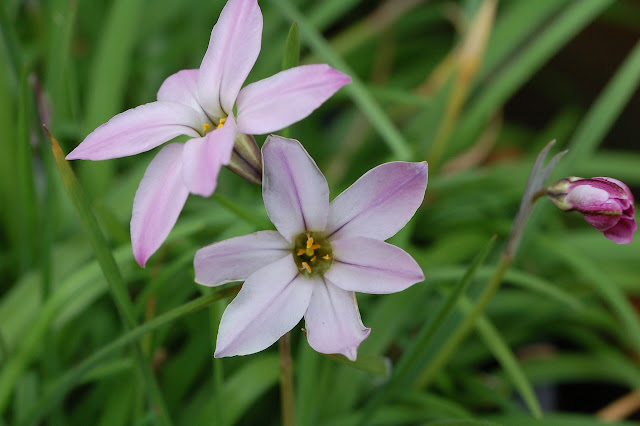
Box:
(310, 256), (317, 263)
(216, 117), (227, 129)
(301, 262), (312, 273)
(203, 123), (211, 132)
(310, 244), (321, 250)
(322, 254), (330, 260)
(306, 237), (314, 249)
(297, 248), (306, 256)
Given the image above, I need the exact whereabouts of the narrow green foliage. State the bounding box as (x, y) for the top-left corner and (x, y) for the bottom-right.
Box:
(282, 22), (300, 71)
(47, 130), (173, 426)
(22, 286), (241, 425)
(358, 236), (497, 425)
(15, 68), (38, 273)
(269, 0), (414, 161)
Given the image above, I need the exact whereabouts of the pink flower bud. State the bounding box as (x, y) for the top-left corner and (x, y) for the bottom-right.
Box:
(547, 177), (636, 244)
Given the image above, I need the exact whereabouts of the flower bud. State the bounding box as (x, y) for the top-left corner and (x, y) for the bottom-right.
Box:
(226, 133), (262, 185)
(546, 177), (636, 244)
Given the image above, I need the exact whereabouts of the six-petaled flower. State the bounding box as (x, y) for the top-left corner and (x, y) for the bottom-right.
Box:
(194, 136), (428, 361)
(66, 0), (350, 267)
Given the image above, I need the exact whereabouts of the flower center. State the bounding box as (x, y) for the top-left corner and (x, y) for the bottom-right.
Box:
(292, 232), (333, 277)
(202, 117), (226, 135)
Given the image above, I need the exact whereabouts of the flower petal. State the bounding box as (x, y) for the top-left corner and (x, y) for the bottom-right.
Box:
(236, 64), (351, 135)
(215, 255), (313, 357)
(326, 161), (428, 241)
(325, 236), (424, 294)
(194, 231), (291, 286)
(304, 277), (370, 361)
(182, 114), (236, 197)
(66, 102), (201, 160)
(157, 69), (204, 115)
(603, 217), (637, 244)
(262, 136), (329, 240)
(197, 0), (262, 119)
(131, 143), (189, 267)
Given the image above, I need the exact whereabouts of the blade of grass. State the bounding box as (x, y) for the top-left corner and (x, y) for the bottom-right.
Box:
(45, 129), (173, 425)
(450, 0), (613, 155)
(554, 38), (640, 175)
(358, 235), (497, 425)
(459, 296), (543, 418)
(269, 0), (414, 161)
(540, 236), (640, 353)
(281, 21), (300, 139)
(80, 0), (145, 196)
(16, 67), (38, 273)
(22, 286), (240, 426)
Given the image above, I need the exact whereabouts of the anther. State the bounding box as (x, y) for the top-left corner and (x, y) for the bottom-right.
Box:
(310, 256), (317, 263)
(203, 123), (211, 132)
(306, 237), (314, 249)
(322, 254), (330, 260)
(216, 117), (227, 129)
(301, 262), (312, 273)
(297, 249), (306, 256)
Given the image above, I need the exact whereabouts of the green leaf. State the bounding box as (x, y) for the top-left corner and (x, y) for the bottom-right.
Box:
(269, 0), (414, 161)
(357, 236), (497, 425)
(282, 22), (300, 70)
(21, 286), (240, 425)
(45, 129), (173, 426)
(458, 298), (542, 418)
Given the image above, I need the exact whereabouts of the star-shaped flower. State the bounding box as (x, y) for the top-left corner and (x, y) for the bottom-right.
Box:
(66, 0), (350, 267)
(194, 136), (428, 360)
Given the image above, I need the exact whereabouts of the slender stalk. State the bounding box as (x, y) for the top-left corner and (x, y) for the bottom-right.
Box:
(279, 332), (296, 426)
(411, 253), (512, 389)
(210, 299), (226, 426)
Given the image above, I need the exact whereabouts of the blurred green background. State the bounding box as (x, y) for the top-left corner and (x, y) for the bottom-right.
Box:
(2, 0), (640, 424)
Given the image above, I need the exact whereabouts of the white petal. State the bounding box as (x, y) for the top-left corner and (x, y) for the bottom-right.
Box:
(304, 278), (370, 361)
(197, 0), (262, 119)
(215, 255), (313, 357)
(236, 64), (351, 135)
(67, 102), (201, 160)
(194, 231), (291, 286)
(157, 69), (203, 113)
(262, 135), (329, 241)
(325, 237), (424, 294)
(182, 114), (236, 197)
(326, 161), (428, 241)
(131, 143), (189, 267)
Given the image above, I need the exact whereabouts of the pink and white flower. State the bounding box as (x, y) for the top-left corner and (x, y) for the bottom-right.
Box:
(547, 176), (636, 244)
(66, 0), (350, 267)
(194, 136), (427, 361)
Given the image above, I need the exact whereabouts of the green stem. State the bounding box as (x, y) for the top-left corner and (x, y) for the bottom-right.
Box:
(210, 299), (226, 426)
(19, 286), (241, 426)
(279, 332), (296, 426)
(412, 253), (512, 389)
(269, 0), (413, 161)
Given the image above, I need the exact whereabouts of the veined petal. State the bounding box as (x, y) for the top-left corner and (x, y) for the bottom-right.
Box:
(197, 0), (262, 119)
(603, 217), (637, 244)
(66, 102), (201, 160)
(131, 144), (189, 267)
(194, 231), (291, 286)
(327, 161), (428, 241)
(304, 277), (370, 361)
(262, 136), (329, 241)
(325, 237), (424, 294)
(236, 64), (351, 135)
(182, 114), (236, 197)
(215, 255), (313, 357)
(157, 69), (204, 115)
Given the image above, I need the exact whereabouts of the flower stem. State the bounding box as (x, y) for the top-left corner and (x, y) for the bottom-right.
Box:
(279, 332), (296, 426)
(412, 252), (512, 389)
